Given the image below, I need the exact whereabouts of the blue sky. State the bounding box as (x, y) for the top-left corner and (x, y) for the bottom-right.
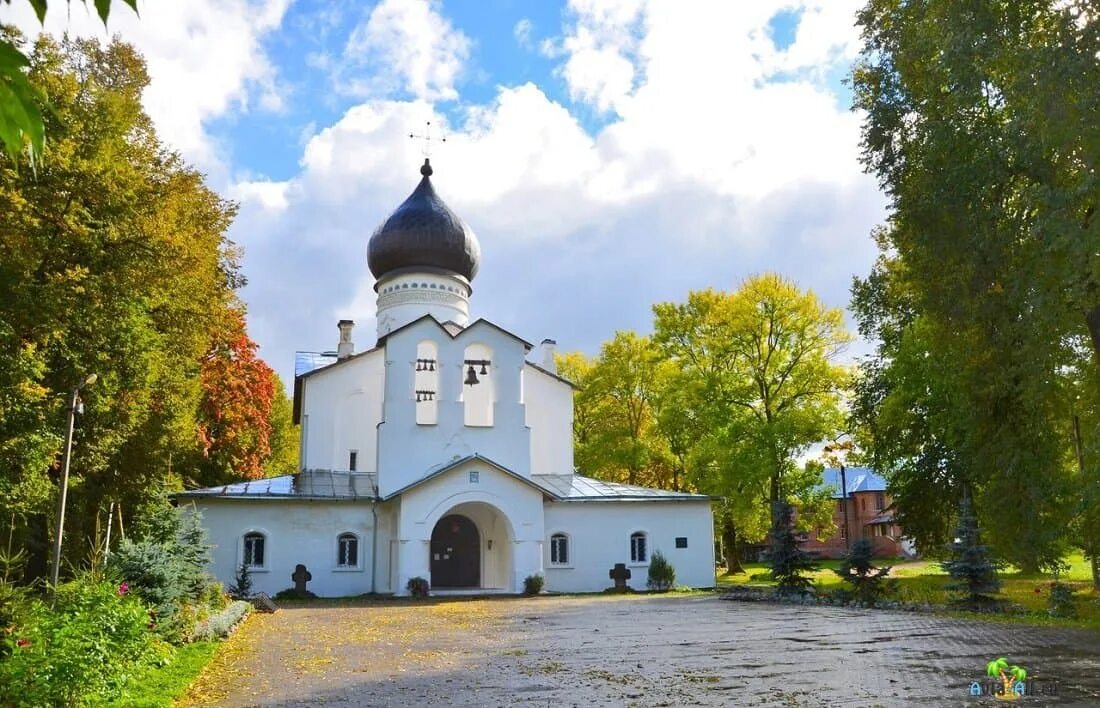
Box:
(8, 0), (883, 387)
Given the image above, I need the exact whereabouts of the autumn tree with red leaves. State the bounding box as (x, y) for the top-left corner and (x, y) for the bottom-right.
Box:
(196, 311), (280, 484)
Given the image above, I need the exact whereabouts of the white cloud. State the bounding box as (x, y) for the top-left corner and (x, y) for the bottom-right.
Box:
(513, 18), (533, 49)
(3, 0), (290, 177)
(337, 0), (470, 101)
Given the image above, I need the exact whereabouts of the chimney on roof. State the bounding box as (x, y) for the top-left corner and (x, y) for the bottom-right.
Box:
(337, 320), (355, 359)
(540, 338), (557, 373)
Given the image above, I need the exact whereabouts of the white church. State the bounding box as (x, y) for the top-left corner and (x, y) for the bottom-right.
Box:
(180, 160), (715, 596)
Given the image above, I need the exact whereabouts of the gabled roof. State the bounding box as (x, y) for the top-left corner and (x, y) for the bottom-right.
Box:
(376, 313), (533, 349)
(175, 470), (379, 501)
(533, 474), (711, 502)
(821, 467), (887, 497)
(382, 453), (556, 500)
(524, 361), (578, 389)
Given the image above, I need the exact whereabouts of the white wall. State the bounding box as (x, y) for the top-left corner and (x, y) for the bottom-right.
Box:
(523, 364), (574, 476)
(375, 271), (470, 337)
(376, 319), (532, 497)
(394, 459), (545, 594)
(300, 349), (384, 472)
(542, 501), (715, 592)
(188, 499), (381, 598)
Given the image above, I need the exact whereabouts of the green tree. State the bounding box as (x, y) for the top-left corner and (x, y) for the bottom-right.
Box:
(850, 0), (1093, 570)
(0, 36), (254, 581)
(654, 275), (851, 519)
(1, 2), (138, 165)
(941, 495), (1002, 605)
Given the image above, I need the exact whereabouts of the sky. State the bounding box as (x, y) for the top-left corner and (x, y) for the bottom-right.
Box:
(5, 0), (887, 388)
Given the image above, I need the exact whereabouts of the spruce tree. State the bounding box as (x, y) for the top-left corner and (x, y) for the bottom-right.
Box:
(765, 501), (818, 595)
(941, 495), (1001, 604)
(835, 538), (892, 604)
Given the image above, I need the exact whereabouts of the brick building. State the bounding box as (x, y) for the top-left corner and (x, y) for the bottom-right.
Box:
(800, 467), (915, 560)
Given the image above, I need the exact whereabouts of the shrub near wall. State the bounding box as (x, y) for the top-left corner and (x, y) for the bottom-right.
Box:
(0, 577), (168, 706)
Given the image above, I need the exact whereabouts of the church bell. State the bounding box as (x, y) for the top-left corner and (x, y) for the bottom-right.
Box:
(464, 365), (480, 386)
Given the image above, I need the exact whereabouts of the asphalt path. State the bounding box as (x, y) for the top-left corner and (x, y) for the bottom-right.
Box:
(183, 593), (1100, 707)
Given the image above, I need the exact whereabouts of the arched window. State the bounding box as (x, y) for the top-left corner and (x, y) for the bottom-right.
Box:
(337, 533), (359, 568)
(243, 532), (266, 568)
(630, 532), (647, 563)
(550, 533), (569, 565)
(462, 343), (494, 427)
(415, 340), (439, 425)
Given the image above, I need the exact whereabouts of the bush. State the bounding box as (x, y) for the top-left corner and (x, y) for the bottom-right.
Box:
(834, 539), (893, 605)
(523, 574), (544, 595)
(191, 601), (253, 641)
(0, 575), (167, 706)
(274, 587), (318, 600)
(228, 561), (253, 599)
(765, 501), (818, 596)
(407, 576), (430, 597)
(106, 502), (221, 642)
(646, 551), (676, 592)
(1048, 582), (1077, 618)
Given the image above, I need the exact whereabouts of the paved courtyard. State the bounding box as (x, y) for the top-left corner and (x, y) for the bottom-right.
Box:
(183, 594), (1100, 707)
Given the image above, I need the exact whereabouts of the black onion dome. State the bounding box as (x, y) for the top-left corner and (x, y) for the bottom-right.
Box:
(368, 159), (480, 283)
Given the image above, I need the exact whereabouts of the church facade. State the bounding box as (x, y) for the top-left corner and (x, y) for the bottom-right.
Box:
(180, 160), (715, 596)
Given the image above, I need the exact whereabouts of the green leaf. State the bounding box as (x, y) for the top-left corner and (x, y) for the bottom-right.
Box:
(28, 0), (49, 23)
(94, 0), (111, 23)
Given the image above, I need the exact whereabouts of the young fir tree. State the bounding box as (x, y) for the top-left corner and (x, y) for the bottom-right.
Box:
(834, 538), (892, 604)
(765, 501), (818, 595)
(941, 495), (1001, 604)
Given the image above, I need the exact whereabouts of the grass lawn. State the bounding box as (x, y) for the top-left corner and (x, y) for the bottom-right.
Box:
(717, 552), (1100, 630)
(110, 640), (221, 707)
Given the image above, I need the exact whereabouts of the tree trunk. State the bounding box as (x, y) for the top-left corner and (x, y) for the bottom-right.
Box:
(1087, 305), (1100, 362)
(1092, 553), (1100, 592)
(723, 521), (744, 574)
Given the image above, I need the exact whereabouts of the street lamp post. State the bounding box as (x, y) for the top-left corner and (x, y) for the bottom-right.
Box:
(50, 373), (97, 591)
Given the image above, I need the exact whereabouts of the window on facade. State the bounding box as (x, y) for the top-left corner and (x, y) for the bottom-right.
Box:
(415, 340), (439, 425)
(630, 532), (648, 563)
(550, 533), (569, 565)
(839, 523), (848, 541)
(243, 532), (265, 567)
(836, 499), (845, 514)
(675, 537), (688, 549)
(348, 450), (358, 471)
(875, 493), (885, 512)
(337, 533), (358, 567)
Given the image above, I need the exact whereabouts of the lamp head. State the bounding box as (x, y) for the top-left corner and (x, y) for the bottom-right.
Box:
(83, 373), (98, 387)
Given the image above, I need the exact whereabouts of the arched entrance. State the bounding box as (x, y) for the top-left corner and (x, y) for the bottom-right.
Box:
(430, 514), (480, 588)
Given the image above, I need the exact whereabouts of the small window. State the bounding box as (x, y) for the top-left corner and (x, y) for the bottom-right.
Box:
(348, 450), (358, 471)
(469, 470), (479, 484)
(630, 532), (647, 563)
(839, 523), (848, 541)
(875, 493), (885, 512)
(836, 499), (844, 513)
(243, 532), (265, 568)
(337, 533), (358, 567)
(675, 537), (688, 549)
(550, 533), (569, 565)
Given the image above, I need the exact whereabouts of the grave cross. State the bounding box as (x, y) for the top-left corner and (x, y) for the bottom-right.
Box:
(609, 562), (631, 591)
(292, 563), (312, 593)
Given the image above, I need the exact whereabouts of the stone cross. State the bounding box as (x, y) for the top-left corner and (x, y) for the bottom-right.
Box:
(292, 564), (312, 593)
(609, 562), (631, 591)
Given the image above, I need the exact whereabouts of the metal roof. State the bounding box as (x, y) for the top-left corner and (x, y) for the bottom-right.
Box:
(368, 159), (481, 282)
(821, 467), (887, 497)
(176, 470), (378, 501)
(532, 474), (710, 502)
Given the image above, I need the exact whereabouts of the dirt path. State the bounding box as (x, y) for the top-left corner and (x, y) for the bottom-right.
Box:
(181, 594), (1100, 706)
